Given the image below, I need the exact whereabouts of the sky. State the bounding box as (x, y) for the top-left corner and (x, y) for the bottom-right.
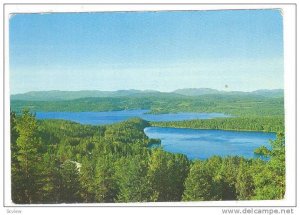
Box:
(9, 10), (283, 94)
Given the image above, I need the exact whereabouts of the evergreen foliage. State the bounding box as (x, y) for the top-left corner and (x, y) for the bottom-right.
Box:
(11, 93), (284, 117)
(152, 116), (284, 133)
(11, 111), (285, 203)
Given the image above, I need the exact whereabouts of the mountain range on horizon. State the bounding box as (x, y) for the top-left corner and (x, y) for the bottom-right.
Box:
(10, 88), (284, 101)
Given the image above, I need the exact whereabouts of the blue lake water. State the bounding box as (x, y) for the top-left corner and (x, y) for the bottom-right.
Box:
(36, 110), (230, 125)
(36, 110), (275, 160)
(144, 127), (276, 160)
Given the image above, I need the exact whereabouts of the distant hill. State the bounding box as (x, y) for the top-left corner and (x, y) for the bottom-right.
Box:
(173, 88), (283, 98)
(173, 88), (220, 96)
(11, 88), (284, 101)
(11, 90), (162, 101)
(251, 89), (284, 98)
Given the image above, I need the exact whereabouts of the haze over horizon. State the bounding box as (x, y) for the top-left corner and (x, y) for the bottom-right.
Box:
(10, 10), (283, 94)
(11, 87), (284, 96)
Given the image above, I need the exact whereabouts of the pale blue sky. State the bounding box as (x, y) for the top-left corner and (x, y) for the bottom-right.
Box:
(10, 10), (283, 94)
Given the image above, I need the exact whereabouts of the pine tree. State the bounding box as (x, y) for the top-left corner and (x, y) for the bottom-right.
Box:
(94, 155), (118, 202)
(60, 160), (82, 203)
(79, 157), (96, 202)
(114, 155), (151, 202)
(14, 110), (42, 203)
(40, 151), (62, 203)
(11, 111), (23, 203)
(182, 161), (214, 201)
(235, 161), (255, 200)
(147, 149), (189, 201)
(253, 132), (285, 199)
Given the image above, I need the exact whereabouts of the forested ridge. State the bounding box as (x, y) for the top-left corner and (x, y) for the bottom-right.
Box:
(11, 93), (284, 116)
(11, 110), (285, 203)
(151, 116), (284, 133)
(11, 88), (284, 101)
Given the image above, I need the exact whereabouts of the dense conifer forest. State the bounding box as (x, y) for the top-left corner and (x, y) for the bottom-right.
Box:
(11, 108), (285, 203)
(8, 8), (286, 205)
(151, 116), (284, 133)
(11, 93), (284, 116)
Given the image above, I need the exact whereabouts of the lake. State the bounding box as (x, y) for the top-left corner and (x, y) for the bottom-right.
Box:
(36, 110), (275, 160)
(144, 127), (276, 160)
(36, 110), (230, 125)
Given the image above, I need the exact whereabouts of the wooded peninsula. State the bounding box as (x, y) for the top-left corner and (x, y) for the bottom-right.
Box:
(10, 89), (285, 203)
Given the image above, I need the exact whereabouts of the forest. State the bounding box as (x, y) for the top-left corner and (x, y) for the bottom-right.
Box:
(151, 116), (284, 133)
(11, 110), (285, 203)
(11, 93), (284, 116)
